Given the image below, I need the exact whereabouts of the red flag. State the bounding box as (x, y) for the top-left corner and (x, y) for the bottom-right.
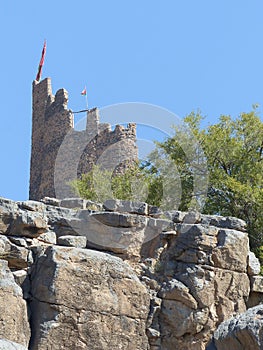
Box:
(36, 40), (47, 82)
(81, 87), (87, 95)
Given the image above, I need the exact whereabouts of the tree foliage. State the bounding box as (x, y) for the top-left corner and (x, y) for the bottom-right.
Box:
(152, 108), (263, 252)
(72, 109), (263, 257)
(70, 163), (163, 206)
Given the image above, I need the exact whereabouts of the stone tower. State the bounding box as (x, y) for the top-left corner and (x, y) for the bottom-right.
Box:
(29, 78), (138, 201)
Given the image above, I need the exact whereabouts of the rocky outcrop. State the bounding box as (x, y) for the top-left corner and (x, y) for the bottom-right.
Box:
(146, 223), (250, 349)
(208, 304), (263, 349)
(0, 196), (263, 349)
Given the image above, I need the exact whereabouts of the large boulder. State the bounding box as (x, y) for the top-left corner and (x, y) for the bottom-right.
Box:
(0, 197), (48, 238)
(208, 304), (263, 349)
(0, 260), (30, 347)
(0, 235), (32, 269)
(29, 246), (150, 350)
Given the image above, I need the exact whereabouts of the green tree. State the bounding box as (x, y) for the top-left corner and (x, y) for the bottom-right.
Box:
(150, 108), (263, 252)
(70, 165), (113, 203)
(70, 163), (163, 206)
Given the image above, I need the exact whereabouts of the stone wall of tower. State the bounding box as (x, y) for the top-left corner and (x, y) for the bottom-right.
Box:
(78, 118), (137, 176)
(30, 78), (73, 200)
(29, 78), (138, 200)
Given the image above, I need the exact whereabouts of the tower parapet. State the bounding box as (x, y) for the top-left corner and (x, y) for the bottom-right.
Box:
(29, 78), (138, 200)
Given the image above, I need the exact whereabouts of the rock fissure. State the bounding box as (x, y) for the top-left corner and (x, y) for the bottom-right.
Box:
(0, 197), (262, 349)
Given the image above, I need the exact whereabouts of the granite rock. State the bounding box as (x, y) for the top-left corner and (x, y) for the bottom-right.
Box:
(0, 260), (30, 347)
(208, 305), (263, 349)
(57, 235), (87, 248)
(29, 246), (150, 350)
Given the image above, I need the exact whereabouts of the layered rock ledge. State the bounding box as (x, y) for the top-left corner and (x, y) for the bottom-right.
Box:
(0, 197), (262, 350)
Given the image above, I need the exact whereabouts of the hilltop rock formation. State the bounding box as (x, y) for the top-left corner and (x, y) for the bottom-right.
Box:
(0, 197), (263, 349)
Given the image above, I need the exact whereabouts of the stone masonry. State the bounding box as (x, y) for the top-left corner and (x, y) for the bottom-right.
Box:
(29, 78), (138, 201)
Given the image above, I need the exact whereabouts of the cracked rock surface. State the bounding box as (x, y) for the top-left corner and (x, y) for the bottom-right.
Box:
(0, 197), (263, 349)
(0, 260), (30, 347)
(29, 246), (150, 350)
(208, 304), (263, 350)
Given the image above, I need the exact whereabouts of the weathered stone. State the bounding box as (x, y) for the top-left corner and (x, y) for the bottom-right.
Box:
(12, 269), (28, 286)
(146, 327), (160, 344)
(160, 299), (209, 338)
(0, 235), (30, 269)
(17, 200), (46, 212)
(250, 275), (263, 293)
(201, 215), (247, 232)
(12, 269), (31, 299)
(0, 197), (17, 207)
(90, 211), (147, 228)
(0, 198), (19, 234)
(147, 217), (174, 232)
(141, 276), (159, 290)
(0, 234), (10, 254)
(104, 199), (148, 215)
(37, 230), (57, 244)
(211, 229), (249, 272)
(41, 197), (61, 207)
(8, 201), (171, 260)
(164, 210), (186, 223)
(60, 197), (85, 209)
(219, 216), (247, 232)
(149, 217), (251, 350)
(0, 339), (28, 350)
(158, 278), (198, 309)
(247, 251), (261, 276)
(174, 264), (249, 315)
(84, 200), (103, 211)
(209, 305), (263, 350)
(29, 246), (150, 350)
(0, 198), (49, 238)
(0, 260), (30, 347)
(7, 244), (30, 269)
(9, 211), (48, 238)
(44, 205), (80, 237)
(148, 205), (163, 218)
(183, 211), (202, 224)
(166, 224), (218, 265)
(75, 211), (146, 258)
(58, 235), (87, 248)
(0, 197), (257, 349)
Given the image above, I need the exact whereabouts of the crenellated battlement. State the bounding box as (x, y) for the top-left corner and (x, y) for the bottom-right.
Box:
(29, 78), (138, 200)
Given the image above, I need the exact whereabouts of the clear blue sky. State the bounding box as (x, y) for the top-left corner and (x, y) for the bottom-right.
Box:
(1, 0), (263, 201)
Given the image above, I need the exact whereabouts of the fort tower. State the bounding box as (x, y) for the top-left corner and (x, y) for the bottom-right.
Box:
(29, 78), (137, 200)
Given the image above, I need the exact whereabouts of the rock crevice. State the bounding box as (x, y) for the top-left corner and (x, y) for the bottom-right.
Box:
(0, 197), (262, 349)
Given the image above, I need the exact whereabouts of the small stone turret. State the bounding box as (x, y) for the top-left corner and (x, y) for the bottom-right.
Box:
(29, 78), (138, 200)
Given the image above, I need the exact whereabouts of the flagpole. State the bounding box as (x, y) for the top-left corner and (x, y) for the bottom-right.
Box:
(85, 91), (88, 110)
